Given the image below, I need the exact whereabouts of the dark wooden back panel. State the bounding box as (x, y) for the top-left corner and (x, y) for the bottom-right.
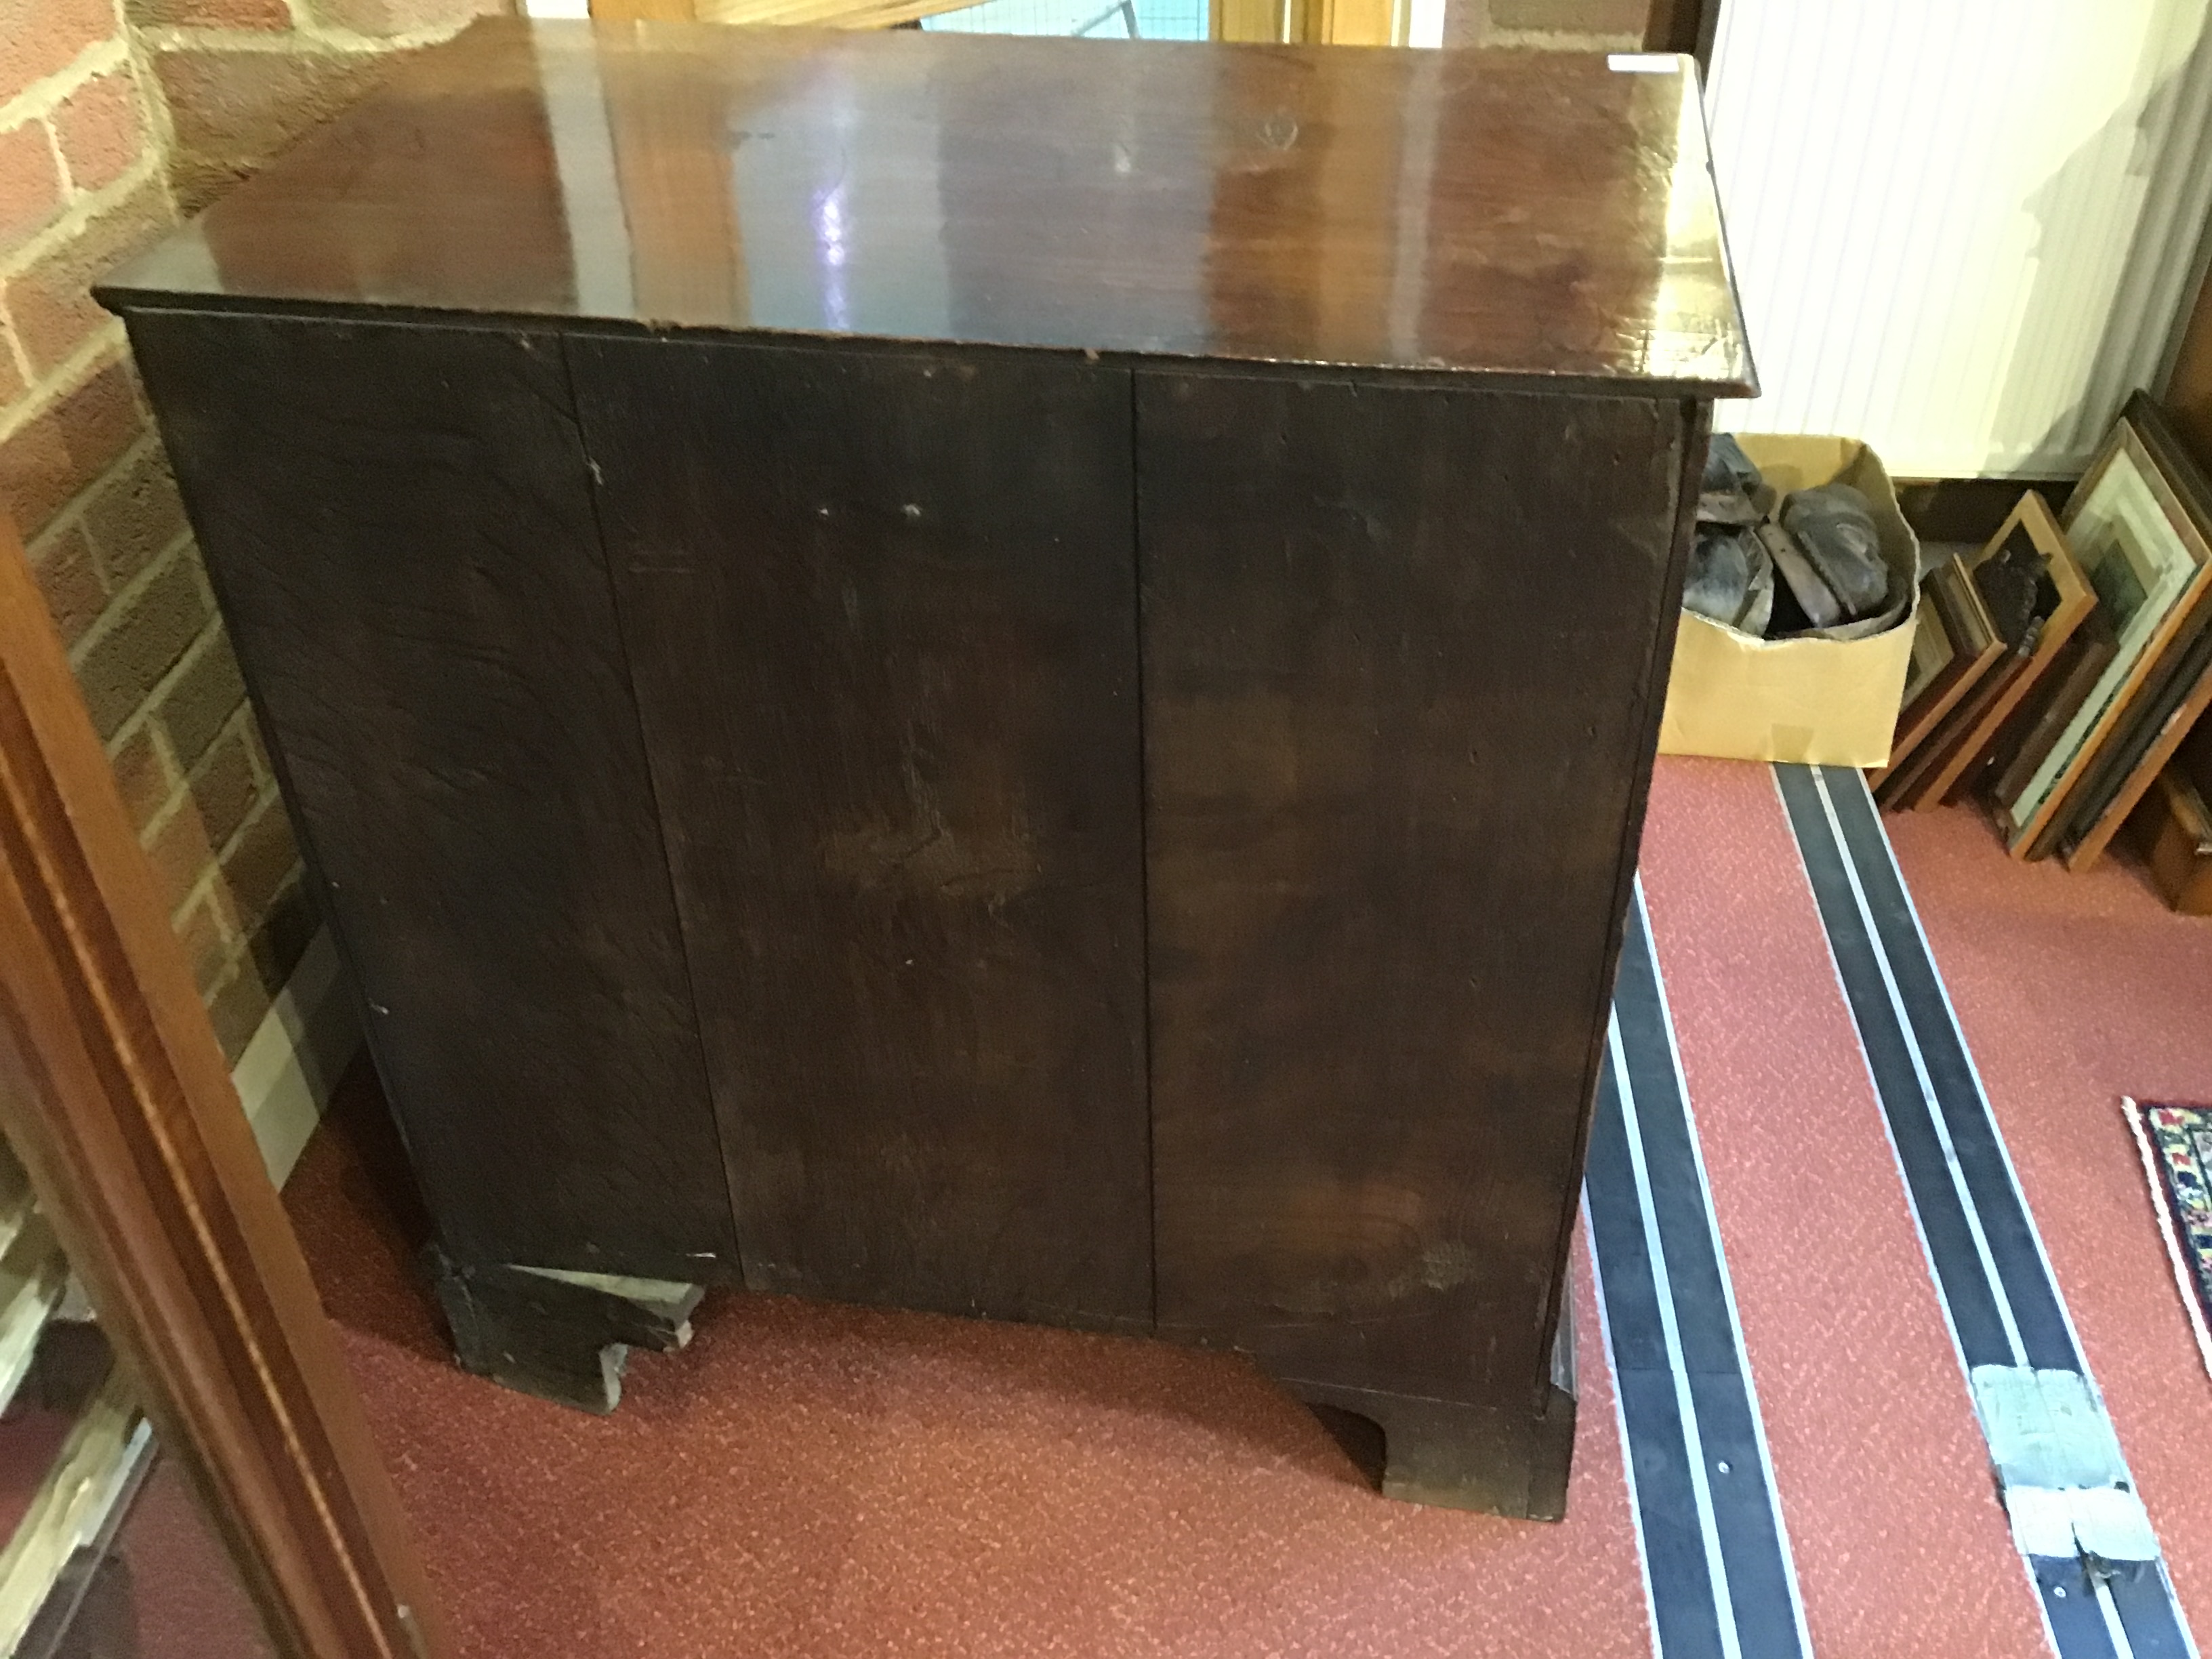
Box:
(1138, 373), (1689, 1402)
(568, 336), (1152, 1330)
(125, 310), (737, 1280)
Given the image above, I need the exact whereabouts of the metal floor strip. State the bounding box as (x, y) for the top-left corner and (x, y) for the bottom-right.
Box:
(1773, 762), (2198, 1659)
(1586, 882), (1811, 1658)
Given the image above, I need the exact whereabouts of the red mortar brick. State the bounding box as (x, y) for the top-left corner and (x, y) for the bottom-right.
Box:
(152, 628), (246, 771)
(307, 0), (485, 39)
(0, 0), (115, 108)
(127, 0), (293, 27)
(140, 793), (216, 918)
(0, 354), (144, 538)
(73, 546), (211, 737)
(155, 46), (392, 209)
(106, 721), (176, 833)
(51, 69), (150, 197)
(23, 520), (106, 647)
(186, 719), (262, 854)
(219, 791), (300, 929)
(0, 121), (64, 260)
(0, 327), (26, 409)
(81, 442), (187, 585)
(174, 882), (239, 993)
(4, 178), (173, 379)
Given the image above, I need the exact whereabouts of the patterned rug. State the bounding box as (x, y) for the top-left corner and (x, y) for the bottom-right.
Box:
(2125, 1098), (2212, 1378)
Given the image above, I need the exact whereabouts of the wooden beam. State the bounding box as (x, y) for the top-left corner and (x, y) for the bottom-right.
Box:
(1316, 0), (1400, 46)
(590, 0), (697, 18)
(0, 513), (445, 1659)
(2173, 256), (2212, 475)
(1212, 0), (1284, 39)
(593, 0), (983, 24)
(1645, 0), (1718, 70)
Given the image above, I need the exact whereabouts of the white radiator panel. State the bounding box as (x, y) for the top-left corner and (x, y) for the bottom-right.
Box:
(1706, 0), (2212, 478)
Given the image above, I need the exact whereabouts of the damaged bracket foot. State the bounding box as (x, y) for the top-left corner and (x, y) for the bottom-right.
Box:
(425, 1245), (705, 1414)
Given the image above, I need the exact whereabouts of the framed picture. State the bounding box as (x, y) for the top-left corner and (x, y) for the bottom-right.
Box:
(1989, 612), (2118, 807)
(1999, 396), (2212, 855)
(1895, 491), (2094, 811)
(1876, 556), (2000, 785)
(2052, 396), (2212, 867)
(1900, 585), (1957, 706)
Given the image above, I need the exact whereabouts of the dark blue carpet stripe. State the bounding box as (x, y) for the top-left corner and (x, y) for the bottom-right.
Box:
(1816, 766), (2079, 1371)
(1775, 762), (2198, 1659)
(2109, 1563), (2196, 1659)
(2032, 1557), (2123, 1659)
(1771, 762), (2020, 1367)
(1587, 1063), (1729, 1659)
(1586, 888), (1806, 1658)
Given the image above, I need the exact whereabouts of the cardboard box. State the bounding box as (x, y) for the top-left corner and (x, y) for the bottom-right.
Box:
(1658, 434), (1921, 767)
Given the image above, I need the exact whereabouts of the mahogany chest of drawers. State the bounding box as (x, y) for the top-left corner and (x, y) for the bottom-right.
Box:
(102, 18), (1750, 1516)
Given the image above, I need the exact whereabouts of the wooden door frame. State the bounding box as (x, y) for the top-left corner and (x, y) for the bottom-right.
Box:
(1645, 0), (1719, 70)
(2172, 236), (2212, 472)
(1210, 0), (1406, 45)
(592, 0), (1719, 51)
(1220, 0), (1718, 48)
(0, 513), (445, 1659)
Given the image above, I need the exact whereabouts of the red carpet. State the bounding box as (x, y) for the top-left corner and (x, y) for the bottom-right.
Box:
(116, 1455), (279, 1659)
(279, 756), (2212, 1656)
(1639, 759), (2046, 1658)
(287, 1078), (1651, 1659)
(1884, 799), (2212, 1628)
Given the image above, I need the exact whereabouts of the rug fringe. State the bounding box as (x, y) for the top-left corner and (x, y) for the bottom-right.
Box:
(2123, 1096), (2212, 1384)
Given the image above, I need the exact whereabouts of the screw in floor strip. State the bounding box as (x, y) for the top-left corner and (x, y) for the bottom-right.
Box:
(1586, 881), (1811, 1659)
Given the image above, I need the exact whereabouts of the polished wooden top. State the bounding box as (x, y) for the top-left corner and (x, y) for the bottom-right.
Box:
(101, 20), (1754, 393)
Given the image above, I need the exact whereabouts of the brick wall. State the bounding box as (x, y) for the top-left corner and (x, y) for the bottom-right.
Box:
(1, 0), (483, 1063)
(142, 0), (492, 215)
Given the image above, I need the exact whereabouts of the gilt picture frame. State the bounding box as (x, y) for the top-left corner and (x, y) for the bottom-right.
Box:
(1999, 399), (2212, 855)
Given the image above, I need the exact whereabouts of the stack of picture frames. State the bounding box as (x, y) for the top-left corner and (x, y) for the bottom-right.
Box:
(1872, 489), (2095, 812)
(1876, 391), (2212, 915)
